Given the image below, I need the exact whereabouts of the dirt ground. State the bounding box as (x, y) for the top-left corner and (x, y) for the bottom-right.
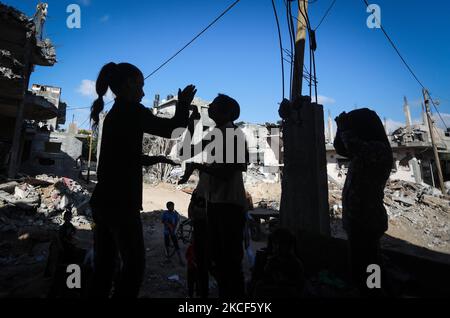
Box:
(1, 179), (449, 298)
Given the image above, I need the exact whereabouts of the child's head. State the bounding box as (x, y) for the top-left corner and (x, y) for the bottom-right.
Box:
(90, 62), (145, 127)
(268, 228), (297, 257)
(208, 94), (240, 126)
(166, 201), (175, 211)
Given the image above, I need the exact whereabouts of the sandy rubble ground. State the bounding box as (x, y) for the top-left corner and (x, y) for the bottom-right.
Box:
(1, 178), (449, 298)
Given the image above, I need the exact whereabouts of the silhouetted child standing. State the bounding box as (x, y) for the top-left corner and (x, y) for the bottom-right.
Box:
(162, 201), (183, 264)
(334, 108), (393, 296)
(185, 240), (199, 298)
(89, 62), (196, 298)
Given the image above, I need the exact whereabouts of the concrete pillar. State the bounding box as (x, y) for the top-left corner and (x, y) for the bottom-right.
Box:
(411, 157), (422, 184)
(327, 110), (333, 144)
(280, 97), (330, 237)
(96, 111), (106, 168)
(403, 96), (412, 129)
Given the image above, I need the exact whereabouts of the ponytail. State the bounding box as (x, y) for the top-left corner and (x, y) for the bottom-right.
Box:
(90, 62), (143, 129)
(90, 62), (116, 129)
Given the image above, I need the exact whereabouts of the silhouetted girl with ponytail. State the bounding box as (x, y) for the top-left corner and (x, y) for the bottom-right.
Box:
(89, 62), (196, 298)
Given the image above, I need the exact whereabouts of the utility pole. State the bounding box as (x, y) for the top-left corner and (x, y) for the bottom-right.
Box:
(423, 88), (445, 192)
(279, 0), (330, 237)
(291, 0), (308, 99)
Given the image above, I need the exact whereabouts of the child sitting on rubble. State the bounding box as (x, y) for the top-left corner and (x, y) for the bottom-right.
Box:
(45, 211), (87, 297)
(162, 201), (184, 265)
(252, 228), (305, 298)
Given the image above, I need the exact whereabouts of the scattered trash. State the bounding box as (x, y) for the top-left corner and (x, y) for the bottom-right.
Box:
(167, 274), (180, 282)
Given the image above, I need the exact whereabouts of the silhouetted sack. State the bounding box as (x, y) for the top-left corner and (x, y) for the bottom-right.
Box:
(188, 192), (207, 220)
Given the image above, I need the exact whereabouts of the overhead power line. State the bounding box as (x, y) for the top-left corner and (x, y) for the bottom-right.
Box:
(361, 0), (448, 130)
(94, 0), (242, 117)
(144, 0), (241, 80)
(315, 0), (336, 31)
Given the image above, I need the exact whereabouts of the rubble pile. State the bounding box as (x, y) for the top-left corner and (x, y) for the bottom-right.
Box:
(0, 175), (92, 237)
(328, 178), (450, 250)
(255, 200), (280, 211)
(244, 165), (279, 185)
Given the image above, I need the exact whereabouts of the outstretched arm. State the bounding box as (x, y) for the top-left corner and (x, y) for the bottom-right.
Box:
(140, 85), (197, 139)
(141, 155), (180, 167)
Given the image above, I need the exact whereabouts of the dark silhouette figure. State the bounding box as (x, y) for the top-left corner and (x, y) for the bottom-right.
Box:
(252, 228), (305, 298)
(188, 190), (209, 298)
(185, 240), (199, 298)
(89, 62), (196, 298)
(179, 94), (249, 297)
(45, 211), (88, 298)
(333, 108), (393, 296)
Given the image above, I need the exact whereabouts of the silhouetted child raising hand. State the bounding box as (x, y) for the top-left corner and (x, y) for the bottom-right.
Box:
(89, 62), (196, 298)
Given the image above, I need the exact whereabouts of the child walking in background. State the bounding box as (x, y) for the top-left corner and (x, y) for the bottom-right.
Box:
(162, 201), (184, 265)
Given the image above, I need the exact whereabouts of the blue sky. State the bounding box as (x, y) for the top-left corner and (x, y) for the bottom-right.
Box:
(5, 0), (450, 130)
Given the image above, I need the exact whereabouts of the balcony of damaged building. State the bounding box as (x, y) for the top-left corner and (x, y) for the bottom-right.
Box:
(0, 2), (82, 180)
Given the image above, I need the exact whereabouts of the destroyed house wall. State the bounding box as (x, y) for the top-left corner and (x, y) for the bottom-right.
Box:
(20, 131), (82, 179)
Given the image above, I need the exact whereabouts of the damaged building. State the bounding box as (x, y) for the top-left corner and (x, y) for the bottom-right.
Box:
(0, 3), (83, 179)
(326, 99), (450, 188)
(154, 93), (450, 189)
(150, 94), (283, 182)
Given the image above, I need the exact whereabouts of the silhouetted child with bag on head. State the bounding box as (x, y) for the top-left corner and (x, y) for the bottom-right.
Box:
(89, 62), (196, 298)
(334, 108), (393, 296)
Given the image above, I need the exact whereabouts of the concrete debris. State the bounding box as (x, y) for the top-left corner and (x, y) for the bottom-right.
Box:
(328, 178), (450, 250)
(0, 66), (22, 80)
(0, 175), (92, 235)
(0, 174), (93, 275)
(244, 165), (279, 184)
(255, 200), (280, 211)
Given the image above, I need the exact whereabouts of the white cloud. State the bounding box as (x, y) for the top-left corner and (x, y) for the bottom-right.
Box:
(317, 95), (336, 105)
(77, 79), (115, 100)
(100, 15), (110, 23)
(77, 79), (96, 98)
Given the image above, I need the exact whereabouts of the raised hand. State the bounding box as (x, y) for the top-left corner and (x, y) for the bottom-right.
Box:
(178, 84), (197, 107)
(178, 163), (195, 185)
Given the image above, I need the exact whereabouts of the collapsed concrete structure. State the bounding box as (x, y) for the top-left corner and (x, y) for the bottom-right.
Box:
(150, 94), (283, 183)
(325, 101), (450, 188)
(0, 2), (56, 177)
(151, 94), (450, 190)
(0, 3), (84, 179)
